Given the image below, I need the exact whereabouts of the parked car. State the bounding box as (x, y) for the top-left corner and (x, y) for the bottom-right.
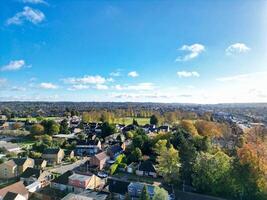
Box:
(97, 171), (108, 178)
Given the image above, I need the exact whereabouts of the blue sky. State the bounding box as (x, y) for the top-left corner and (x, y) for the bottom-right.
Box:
(0, 0), (267, 103)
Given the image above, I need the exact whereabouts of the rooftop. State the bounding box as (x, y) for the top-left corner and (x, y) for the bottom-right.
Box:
(69, 173), (92, 182)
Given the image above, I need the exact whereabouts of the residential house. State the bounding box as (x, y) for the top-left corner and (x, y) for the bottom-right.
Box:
(61, 191), (108, 200)
(136, 160), (157, 178)
(68, 173), (102, 193)
(64, 150), (75, 159)
(107, 145), (123, 160)
(157, 125), (170, 132)
(0, 141), (22, 154)
(0, 160), (18, 178)
(33, 159), (47, 170)
(0, 121), (9, 130)
(142, 124), (156, 133)
(0, 181), (29, 200)
(2, 192), (27, 200)
(90, 151), (109, 170)
(51, 171), (74, 192)
(20, 167), (51, 187)
(108, 178), (130, 197)
(128, 182), (155, 199)
(13, 158), (34, 175)
(42, 148), (64, 165)
(75, 140), (101, 156)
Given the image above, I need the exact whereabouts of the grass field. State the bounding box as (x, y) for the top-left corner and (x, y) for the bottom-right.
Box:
(11, 117), (59, 122)
(114, 117), (150, 125)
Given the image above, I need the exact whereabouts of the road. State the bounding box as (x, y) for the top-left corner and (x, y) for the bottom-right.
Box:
(49, 157), (89, 174)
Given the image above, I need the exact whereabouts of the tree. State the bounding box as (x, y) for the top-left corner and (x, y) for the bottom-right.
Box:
(41, 120), (60, 135)
(30, 124), (44, 135)
(192, 151), (233, 197)
(195, 120), (222, 137)
(101, 122), (116, 138)
(77, 133), (87, 140)
(180, 120), (198, 136)
(133, 135), (144, 149)
(155, 142), (181, 184)
(133, 118), (139, 126)
(128, 147), (142, 162)
(150, 114), (159, 126)
(153, 186), (168, 200)
(140, 186), (150, 200)
(13, 122), (22, 130)
(29, 151), (42, 159)
(60, 119), (70, 134)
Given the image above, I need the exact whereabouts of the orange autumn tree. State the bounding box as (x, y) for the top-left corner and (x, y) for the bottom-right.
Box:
(237, 126), (267, 192)
(195, 120), (225, 137)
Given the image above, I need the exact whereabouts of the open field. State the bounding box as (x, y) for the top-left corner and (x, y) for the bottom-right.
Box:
(11, 117), (60, 122)
(114, 117), (150, 125)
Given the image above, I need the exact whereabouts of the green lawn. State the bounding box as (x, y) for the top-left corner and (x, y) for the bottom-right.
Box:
(114, 117), (150, 125)
(11, 117), (59, 122)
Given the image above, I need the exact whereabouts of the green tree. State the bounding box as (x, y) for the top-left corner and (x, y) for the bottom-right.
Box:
(60, 119), (70, 134)
(140, 186), (150, 200)
(101, 122), (116, 138)
(133, 118), (139, 126)
(155, 143), (181, 184)
(192, 151), (233, 197)
(128, 147), (142, 162)
(41, 120), (60, 135)
(77, 133), (87, 140)
(150, 114), (159, 125)
(153, 186), (168, 200)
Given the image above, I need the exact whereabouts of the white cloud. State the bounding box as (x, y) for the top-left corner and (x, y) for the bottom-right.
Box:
(39, 82), (58, 89)
(95, 84), (108, 90)
(68, 84), (89, 91)
(128, 71), (139, 77)
(114, 83), (154, 91)
(110, 71), (121, 77)
(7, 6), (45, 25)
(225, 43), (250, 55)
(176, 44), (205, 61)
(11, 86), (26, 91)
(21, 0), (47, 4)
(216, 74), (249, 82)
(177, 71), (200, 78)
(1, 60), (26, 71)
(63, 75), (107, 85)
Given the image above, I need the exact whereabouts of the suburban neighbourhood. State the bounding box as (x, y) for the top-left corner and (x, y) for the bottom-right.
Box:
(0, 104), (266, 200)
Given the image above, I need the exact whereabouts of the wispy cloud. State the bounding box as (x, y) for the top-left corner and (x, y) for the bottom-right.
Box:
(1, 60), (27, 71)
(0, 78), (7, 87)
(67, 84), (89, 91)
(95, 84), (108, 90)
(176, 43), (205, 62)
(39, 82), (58, 89)
(11, 86), (26, 91)
(6, 6), (45, 25)
(110, 71), (121, 77)
(128, 71), (139, 77)
(21, 0), (48, 5)
(225, 43), (250, 55)
(114, 83), (154, 91)
(177, 71), (200, 78)
(215, 72), (261, 82)
(63, 75), (107, 85)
